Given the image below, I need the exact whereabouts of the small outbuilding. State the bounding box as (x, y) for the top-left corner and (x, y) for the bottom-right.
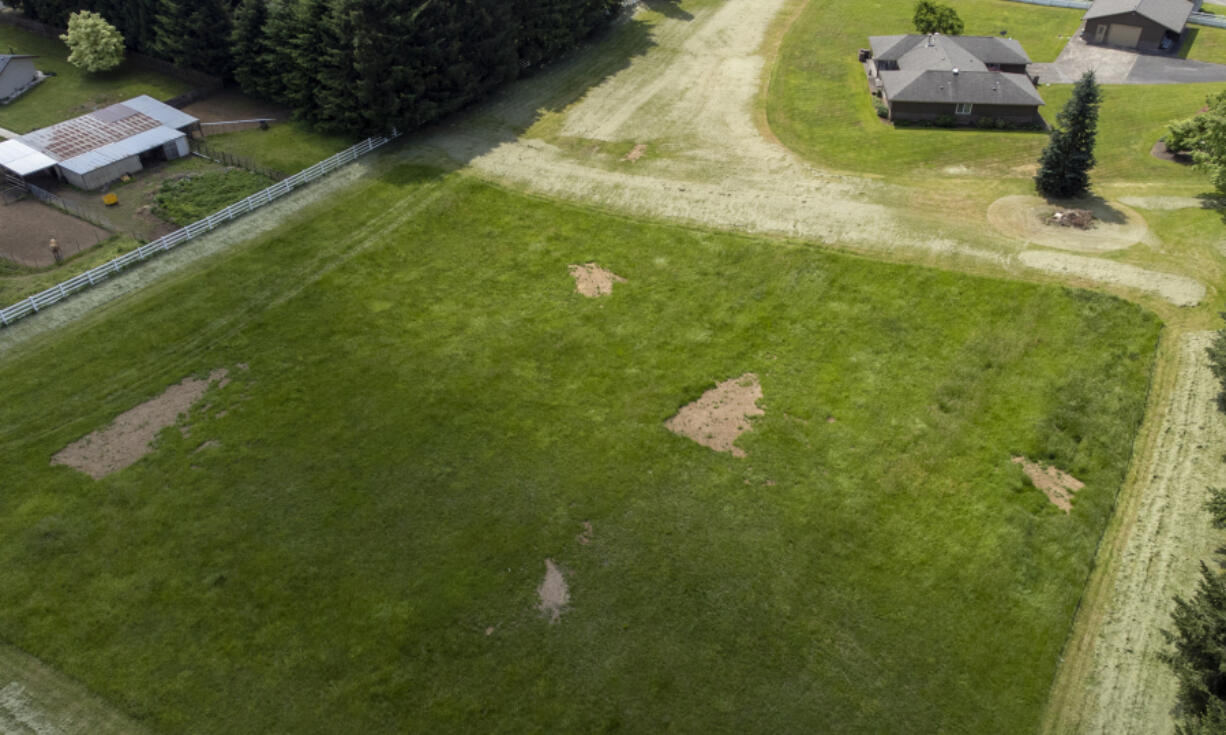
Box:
(0, 54), (38, 103)
(1082, 0), (1196, 50)
(867, 34), (1045, 126)
(0, 95), (198, 190)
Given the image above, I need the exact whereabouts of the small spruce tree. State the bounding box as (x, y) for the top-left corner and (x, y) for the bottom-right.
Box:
(1035, 71), (1101, 199)
(60, 10), (125, 73)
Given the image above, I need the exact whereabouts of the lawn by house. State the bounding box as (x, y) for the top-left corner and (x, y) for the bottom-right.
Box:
(0, 23), (191, 135)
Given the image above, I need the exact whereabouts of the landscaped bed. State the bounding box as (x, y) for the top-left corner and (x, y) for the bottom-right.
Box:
(0, 168), (1160, 734)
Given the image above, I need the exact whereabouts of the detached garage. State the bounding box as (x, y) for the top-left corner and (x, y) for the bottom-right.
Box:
(1083, 0), (1196, 51)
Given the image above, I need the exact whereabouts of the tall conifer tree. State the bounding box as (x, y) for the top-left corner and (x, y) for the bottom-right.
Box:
(1035, 71), (1101, 199)
(155, 0), (233, 73)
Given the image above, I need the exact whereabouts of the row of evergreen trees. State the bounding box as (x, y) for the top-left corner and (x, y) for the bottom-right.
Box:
(14, 0), (621, 134)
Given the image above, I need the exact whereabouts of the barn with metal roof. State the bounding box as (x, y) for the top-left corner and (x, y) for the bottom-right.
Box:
(0, 95), (199, 190)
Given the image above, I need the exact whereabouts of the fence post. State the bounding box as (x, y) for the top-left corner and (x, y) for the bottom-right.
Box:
(1, 131), (394, 327)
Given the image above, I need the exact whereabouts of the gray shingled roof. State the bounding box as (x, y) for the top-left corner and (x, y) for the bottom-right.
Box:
(0, 54), (37, 77)
(1083, 0), (1193, 32)
(880, 68), (1045, 105)
(868, 35), (1032, 66)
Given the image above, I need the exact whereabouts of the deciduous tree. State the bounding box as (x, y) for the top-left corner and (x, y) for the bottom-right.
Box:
(913, 0), (963, 35)
(59, 10), (125, 73)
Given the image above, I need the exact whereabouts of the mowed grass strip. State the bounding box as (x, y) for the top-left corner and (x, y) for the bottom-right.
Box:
(0, 25), (191, 134)
(0, 167), (1159, 734)
(766, 0), (1226, 180)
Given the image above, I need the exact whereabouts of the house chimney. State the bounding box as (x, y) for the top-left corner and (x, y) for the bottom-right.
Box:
(953, 67), (959, 75)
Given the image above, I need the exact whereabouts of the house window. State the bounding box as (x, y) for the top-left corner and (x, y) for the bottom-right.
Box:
(955, 102), (973, 115)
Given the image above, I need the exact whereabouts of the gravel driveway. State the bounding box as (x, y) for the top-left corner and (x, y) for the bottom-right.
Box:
(1029, 30), (1226, 83)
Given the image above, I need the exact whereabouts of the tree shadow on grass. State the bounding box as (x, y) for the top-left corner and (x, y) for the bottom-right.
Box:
(378, 10), (657, 177)
(642, 0), (695, 21)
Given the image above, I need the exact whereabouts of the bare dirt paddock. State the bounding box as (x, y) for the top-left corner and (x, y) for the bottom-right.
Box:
(0, 201), (109, 268)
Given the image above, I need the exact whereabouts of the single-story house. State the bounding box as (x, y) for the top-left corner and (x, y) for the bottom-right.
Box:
(0, 95), (198, 190)
(1082, 0), (1196, 50)
(0, 54), (38, 103)
(867, 34), (1045, 125)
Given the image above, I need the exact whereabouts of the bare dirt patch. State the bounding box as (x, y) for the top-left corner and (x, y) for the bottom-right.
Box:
(180, 89), (288, 124)
(52, 369), (229, 479)
(569, 262), (626, 297)
(1018, 250), (1205, 307)
(577, 521), (593, 545)
(988, 195), (1147, 253)
(537, 558), (570, 623)
(623, 143), (647, 162)
(665, 373), (764, 458)
(0, 200), (110, 268)
(1012, 456), (1084, 512)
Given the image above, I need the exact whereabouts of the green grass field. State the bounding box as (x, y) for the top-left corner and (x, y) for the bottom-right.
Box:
(765, 0), (1226, 181)
(204, 123), (356, 174)
(0, 165), (1160, 733)
(0, 25), (191, 134)
(153, 169), (274, 226)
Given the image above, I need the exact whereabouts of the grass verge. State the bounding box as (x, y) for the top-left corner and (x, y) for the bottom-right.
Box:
(0, 166), (1160, 734)
(0, 235), (140, 307)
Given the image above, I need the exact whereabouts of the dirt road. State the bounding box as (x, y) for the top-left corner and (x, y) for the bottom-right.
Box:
(1042, 332), (1226, 734)
(407, 0), (1203, 306)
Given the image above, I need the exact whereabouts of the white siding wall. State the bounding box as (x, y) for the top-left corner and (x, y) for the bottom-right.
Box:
(65, 155), (143, 190)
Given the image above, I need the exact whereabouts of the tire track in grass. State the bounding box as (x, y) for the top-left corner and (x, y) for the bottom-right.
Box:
(402, 0), (1203, 305)
(1042, 331), (1226, 734)
(0, 643), (153, 735)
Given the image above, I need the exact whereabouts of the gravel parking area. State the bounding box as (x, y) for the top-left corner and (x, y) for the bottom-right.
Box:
(1030, 31), (1226, 83)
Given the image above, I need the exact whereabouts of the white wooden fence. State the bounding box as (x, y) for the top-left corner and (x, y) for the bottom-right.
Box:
(0, 130), (399, 328)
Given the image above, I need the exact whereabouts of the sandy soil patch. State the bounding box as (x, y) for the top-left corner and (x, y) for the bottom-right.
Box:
(569, 262), (626, 297)
(180, 89), (288, 124)
(623, 143), (647, 162)
(1118, 195), (1206, 211)
(52, 369), (229, 479)
(537, 558), (570, 623)
(1042, 332), (1226, 734)
(1017, 250), (1205, 307)
(987, 195), (1147, 253)
(665, 373), (763, 458)
(0, 200), (110, 268)
(1012, 456), (1084, 512)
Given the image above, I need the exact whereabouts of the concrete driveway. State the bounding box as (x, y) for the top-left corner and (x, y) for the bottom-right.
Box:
(1028, 31), (1226, 83)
